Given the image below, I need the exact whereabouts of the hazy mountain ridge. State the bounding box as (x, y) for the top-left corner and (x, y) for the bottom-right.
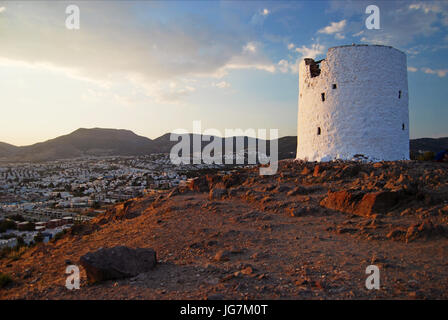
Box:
(0, 128), (445, 162)
(410, 137), (448, 153)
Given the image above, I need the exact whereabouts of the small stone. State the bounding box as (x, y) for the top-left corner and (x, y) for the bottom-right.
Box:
(241, 266), (253, 275)
(213, 250), (231, 262)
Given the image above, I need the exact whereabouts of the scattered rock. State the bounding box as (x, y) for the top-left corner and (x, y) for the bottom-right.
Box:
(386, 228), (407, 241)
(274, 185), (291, 193)
(406, 221), (448, 242)
(69, 223), (99, 236)
(189, 176), (209, 192)
(288, 207), (313, 217)
(287, 186), (310, 196)
(313, 165), (320, 177)
(340, 165), (361, 178)
(241, 266), (254, 275)
(213, 250), (231, 262)
(209, 184), (227, 200)
(337, 227), (358, 234)
(167, 188), (180, 198)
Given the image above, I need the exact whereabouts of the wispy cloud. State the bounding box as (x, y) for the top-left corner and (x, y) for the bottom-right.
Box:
(421, 67), (448, 78)
(277, 59), (297, 74)
(213, 81), (231, 89)
(0, 2), (279, 104)
(251, 8), (270, 25)
(295, 44), (326, 59)
(261, 8), (270, 16)
(318, 19), (346, 34)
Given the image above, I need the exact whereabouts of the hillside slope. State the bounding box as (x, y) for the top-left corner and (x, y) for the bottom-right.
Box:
(0, 128), (155, 161)
(1, 160), (448, 299)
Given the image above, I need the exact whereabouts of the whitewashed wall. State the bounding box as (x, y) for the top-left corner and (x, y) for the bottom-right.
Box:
(296, 45), (409, 162)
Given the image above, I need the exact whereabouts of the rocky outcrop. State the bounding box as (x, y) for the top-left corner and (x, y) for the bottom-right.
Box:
(320, 189), (407, 216)
(80, 246), (157, 283)
(405, 221), (448, 242)
(209, 183), (227, 200)
(188, 176), (210, 192)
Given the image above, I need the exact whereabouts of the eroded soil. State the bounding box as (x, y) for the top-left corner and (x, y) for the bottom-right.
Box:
(1, 160), (448, 299)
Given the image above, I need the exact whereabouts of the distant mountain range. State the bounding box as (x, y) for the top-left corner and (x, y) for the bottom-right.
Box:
(410, 137), (448, 154)
(0, 128), (446, 162)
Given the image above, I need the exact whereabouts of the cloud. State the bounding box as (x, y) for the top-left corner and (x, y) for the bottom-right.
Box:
(216, 42), (277, 74)
(421, 67), (448, 78)
(318, 19), (346, 34)
(287, 43), (295, 50)
(277, 59), (298, 74)
(407, 66), (418, 72)
(409, 2), (448, 26)
(295, 44), (326, 59)
(213, 81), (231, 89)
(243, 42), (258, 54)
(327, 0), (448, 48)
(0, 2), (279, 104)
(251, 8), (270, 25)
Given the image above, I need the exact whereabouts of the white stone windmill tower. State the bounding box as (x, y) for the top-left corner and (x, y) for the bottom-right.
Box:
(296, 44), (409, 162)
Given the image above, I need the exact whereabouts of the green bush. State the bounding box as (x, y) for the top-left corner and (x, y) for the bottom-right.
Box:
(417, 151), (435, 161)
(33, 233), (44, 243)
(9, 214), (25, 222)
(0, 273), (13, 288)
(51, 230), (67, 243)
(0, 246), (13, 260)
(0, 219), (16, 233)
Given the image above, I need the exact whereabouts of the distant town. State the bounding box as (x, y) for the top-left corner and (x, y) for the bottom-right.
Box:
(0, 154), (246, 249)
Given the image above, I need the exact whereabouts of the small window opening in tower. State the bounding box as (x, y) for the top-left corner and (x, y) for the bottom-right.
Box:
(402, 123), (405, 130)
(317, 127), (321, 135)
(321, 93), (325, 101)
(398, 90), (402, 99)
(332, 84), (337, 89)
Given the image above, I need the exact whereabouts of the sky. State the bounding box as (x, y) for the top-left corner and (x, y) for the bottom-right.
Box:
(0, 0), (447, 146)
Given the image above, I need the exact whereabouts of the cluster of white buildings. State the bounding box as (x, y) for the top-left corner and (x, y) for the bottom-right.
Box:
(0, 154), (235, 249)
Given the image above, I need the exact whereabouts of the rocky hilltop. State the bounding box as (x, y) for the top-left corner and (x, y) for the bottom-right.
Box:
(1, 160), (448, 299)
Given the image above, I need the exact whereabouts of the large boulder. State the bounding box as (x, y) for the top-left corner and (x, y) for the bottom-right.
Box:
(80, 246), (157, 283)
(320, 189), (406, 216)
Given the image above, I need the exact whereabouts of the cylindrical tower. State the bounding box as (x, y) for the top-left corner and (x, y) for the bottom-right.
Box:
(296, 44), (409, 162)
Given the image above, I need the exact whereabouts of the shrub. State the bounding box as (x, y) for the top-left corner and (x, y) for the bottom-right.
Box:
(51, 230), (67, 243)
(33, 233), (44, 243)
(0, 219), (16, 233)
(22, 222), (35, 232)
(417, 151), (435, 161)
(0, 273), (13, 288)
(9, 214), (25, 222)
